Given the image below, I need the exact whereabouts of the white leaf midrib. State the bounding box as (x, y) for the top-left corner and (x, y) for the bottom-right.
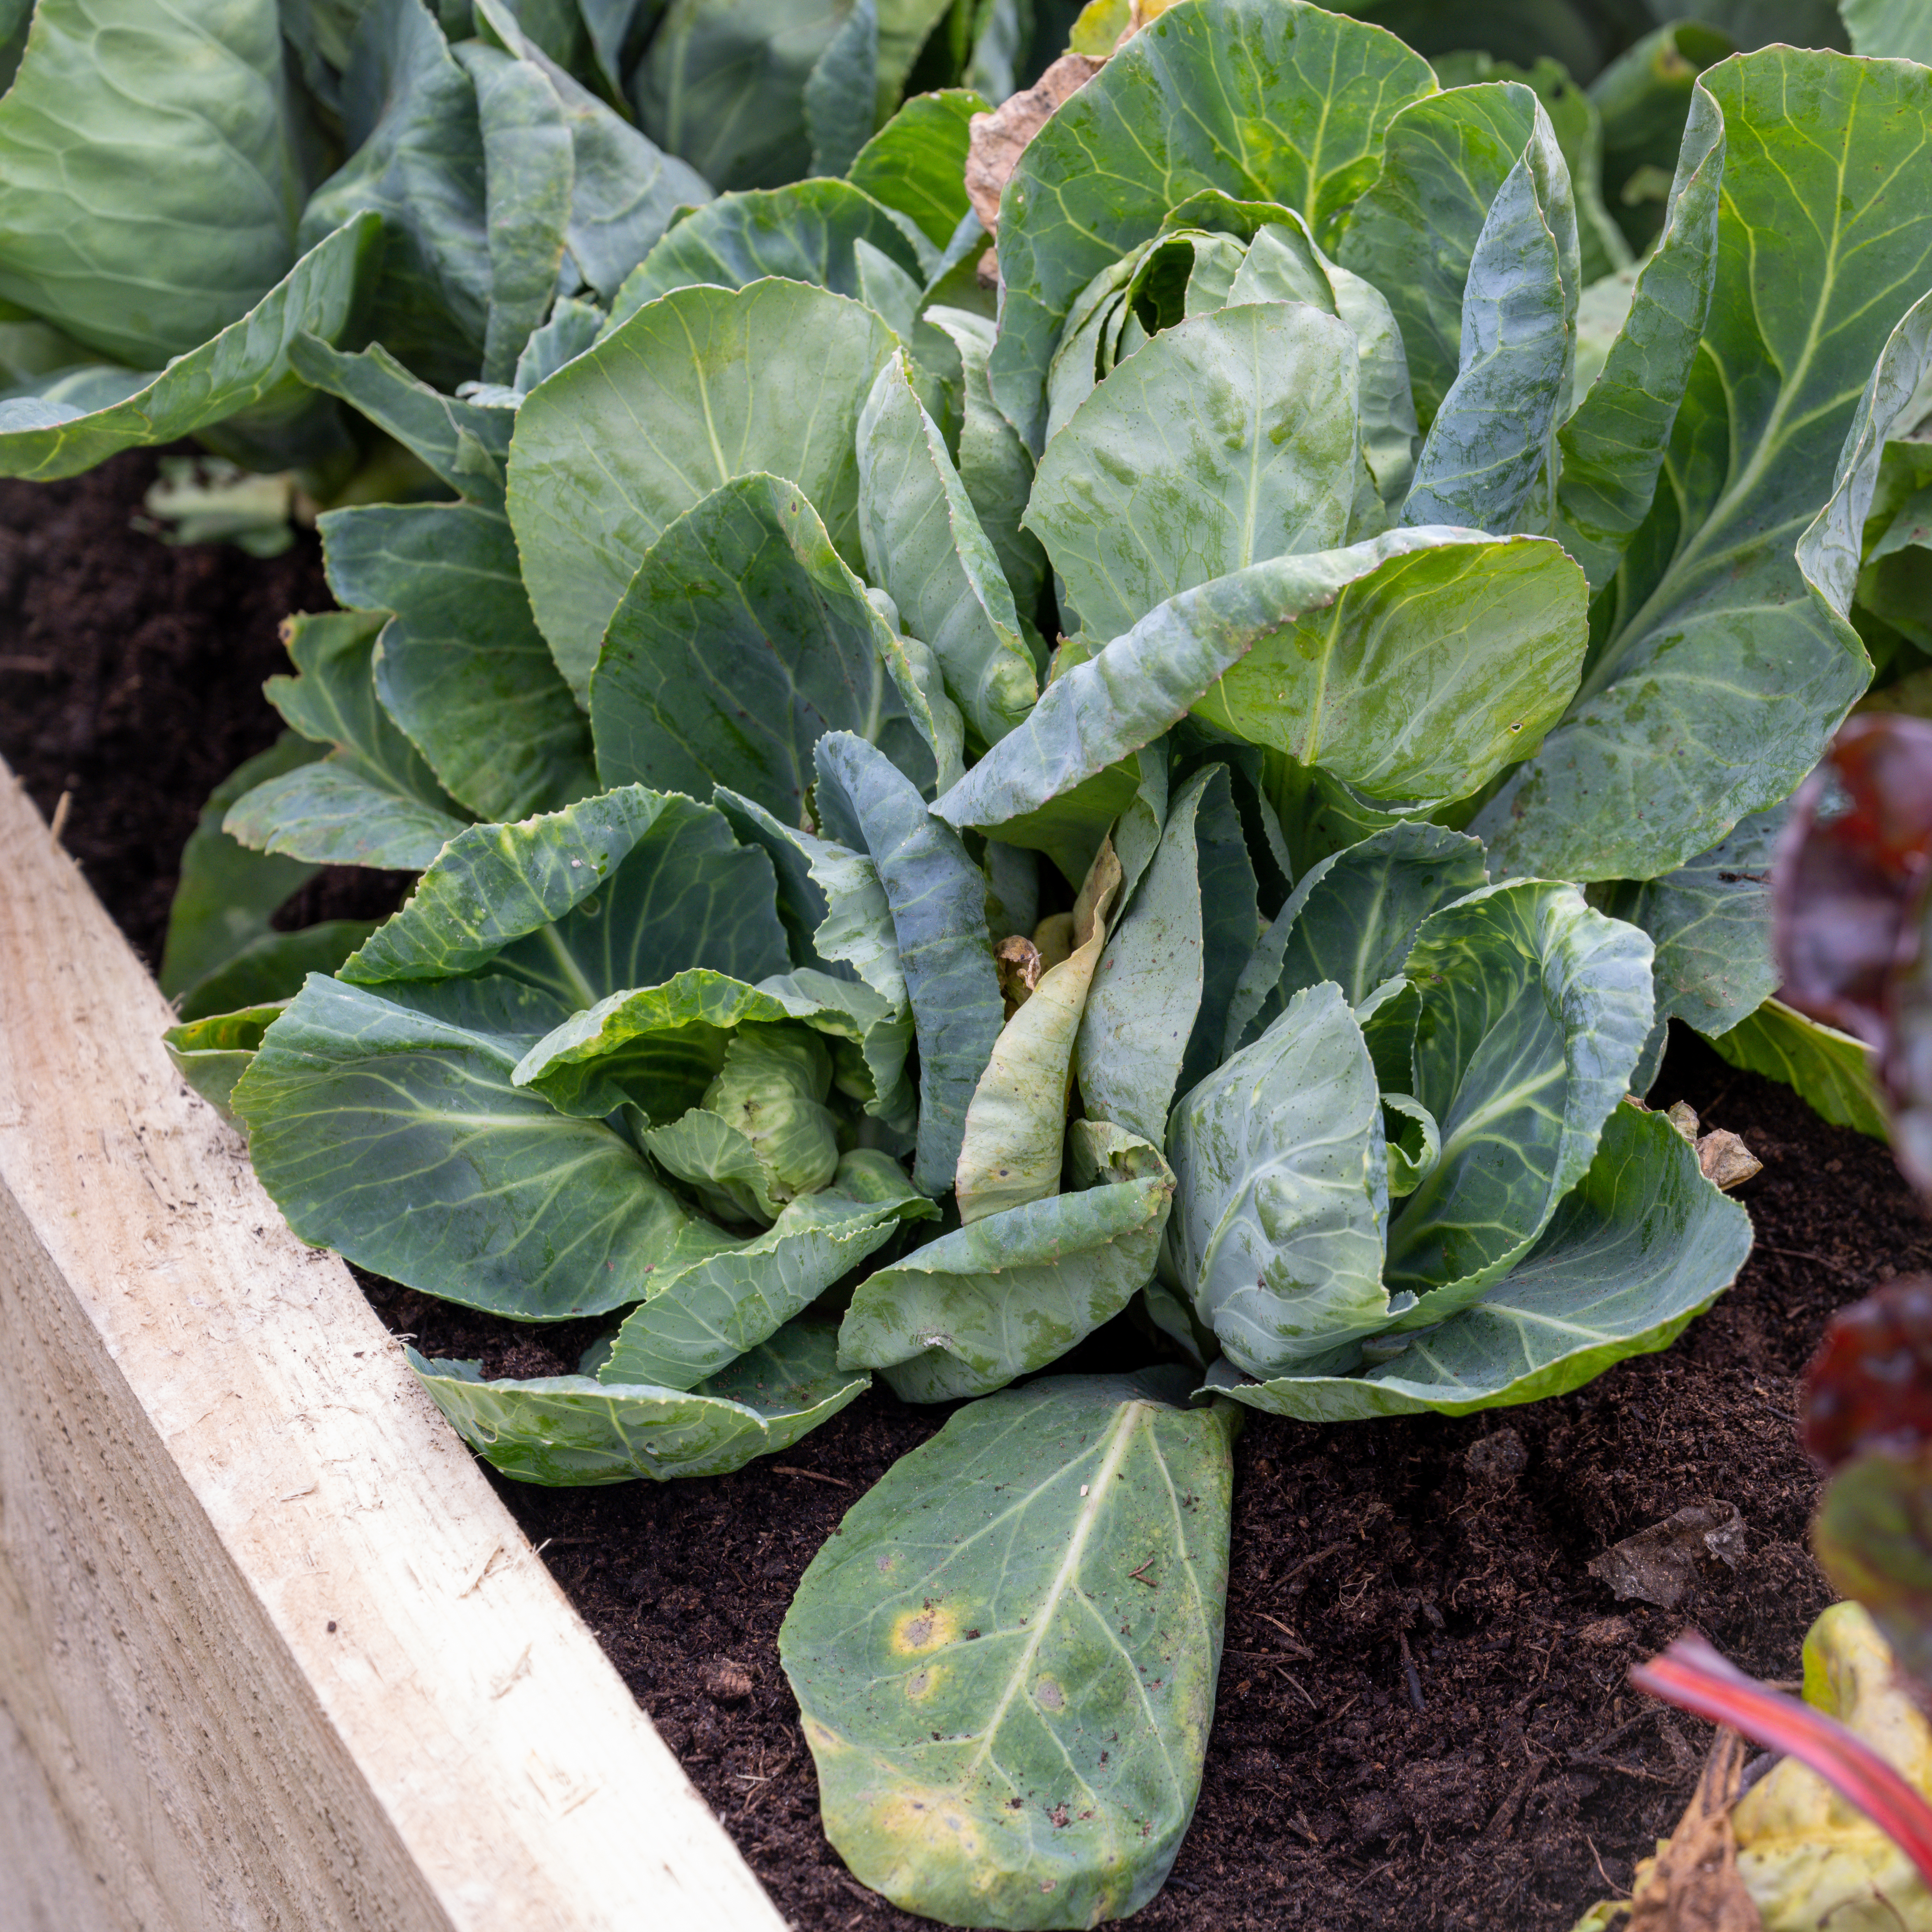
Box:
(962, 1397), (1148, 1780)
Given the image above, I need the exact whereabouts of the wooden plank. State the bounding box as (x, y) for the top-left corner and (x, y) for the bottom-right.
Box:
(0, 1698), (131, 1932)
(0, 759), (787, 1932)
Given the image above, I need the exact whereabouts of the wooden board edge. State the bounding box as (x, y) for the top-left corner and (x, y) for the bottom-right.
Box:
(0, 759), (788, 1932)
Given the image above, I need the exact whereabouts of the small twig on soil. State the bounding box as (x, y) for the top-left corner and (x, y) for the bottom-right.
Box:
(0, 653), (53, 673)
(1586, 1833), (1628, 1898)
(1569, 1755), (1682, 1786)
(1755, 1242), (1868, 1281)
(769, 1464), (853, 1488)
(1277, 1669), (1319, 1711)
(1400, 1632), (1426, 1712)
(1280, 1540), (1351, 1584)
(1486, 1752), (1547, 1839)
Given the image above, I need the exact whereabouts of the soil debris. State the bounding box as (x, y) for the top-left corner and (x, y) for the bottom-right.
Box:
(1666, 1101), (1764, 1191)
(708, 1660), (756, 1704)
(1465, 1425), (1528, 1481)
(1590, 1503), (1748, 1610)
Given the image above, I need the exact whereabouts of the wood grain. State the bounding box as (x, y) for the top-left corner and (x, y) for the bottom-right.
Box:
(0, 758), (787, 1932)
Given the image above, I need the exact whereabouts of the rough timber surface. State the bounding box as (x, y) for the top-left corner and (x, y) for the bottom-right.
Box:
(0, 756), (785, 1932)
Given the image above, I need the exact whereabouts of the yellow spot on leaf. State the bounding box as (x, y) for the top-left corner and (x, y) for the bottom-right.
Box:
(891, 1602), (962, 1655)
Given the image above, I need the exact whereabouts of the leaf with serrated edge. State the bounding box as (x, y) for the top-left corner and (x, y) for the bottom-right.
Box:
(341, 785), (786, 993)
(1211, 1104), (1749, 1419)
(1026, 303), (1359, 643)
(224, 762), (468, 870)
(322, 503), (596, 823)
(236, 973), (734, 1318)
(223, 600), (470, 873)
(410, 1317), (867, 1481)
(780, 1371), (1233, 1925)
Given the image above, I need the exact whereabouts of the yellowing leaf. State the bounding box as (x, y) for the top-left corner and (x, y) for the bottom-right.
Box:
(956, 838), (1123, 1222)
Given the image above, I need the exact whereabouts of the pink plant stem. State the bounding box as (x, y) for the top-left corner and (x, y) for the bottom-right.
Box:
(1631, 1632), (1932, 1888)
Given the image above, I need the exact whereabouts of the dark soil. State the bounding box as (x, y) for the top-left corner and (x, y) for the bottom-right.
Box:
(0, 448), (399, 970)
(5, 450), (1925, 1932)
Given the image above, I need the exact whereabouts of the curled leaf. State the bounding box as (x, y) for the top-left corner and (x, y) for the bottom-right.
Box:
(956, 838), (1122, 1223)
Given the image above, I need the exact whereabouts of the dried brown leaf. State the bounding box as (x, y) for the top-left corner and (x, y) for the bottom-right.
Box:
(995, 934), (1043, 1017)
(965, 54), (1106, 237)
(1589, 1502), (1746, 1610)
(1696, 1130), (1762, 1192)
(1626, 1729), (1763, 1932)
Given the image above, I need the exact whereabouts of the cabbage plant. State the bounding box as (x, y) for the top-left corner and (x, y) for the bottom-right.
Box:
(153, 3), (1932, 1925)
(0, 0), (1041, 484)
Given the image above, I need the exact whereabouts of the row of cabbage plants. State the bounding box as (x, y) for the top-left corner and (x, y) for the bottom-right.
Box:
(5, 0), (1932, 1923)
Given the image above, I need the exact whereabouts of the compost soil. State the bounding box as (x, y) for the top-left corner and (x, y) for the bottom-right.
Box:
(5, 450), (1925, 1932)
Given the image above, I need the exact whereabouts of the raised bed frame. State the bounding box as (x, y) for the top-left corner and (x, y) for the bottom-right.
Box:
(0, 757), (787, 1932)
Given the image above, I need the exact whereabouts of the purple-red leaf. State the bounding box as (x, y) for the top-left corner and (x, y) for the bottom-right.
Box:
(1773, 714), (1932, 1051)
(1631, 1631), (1932, 1889)
(1805, 1277), (1932, 1468)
